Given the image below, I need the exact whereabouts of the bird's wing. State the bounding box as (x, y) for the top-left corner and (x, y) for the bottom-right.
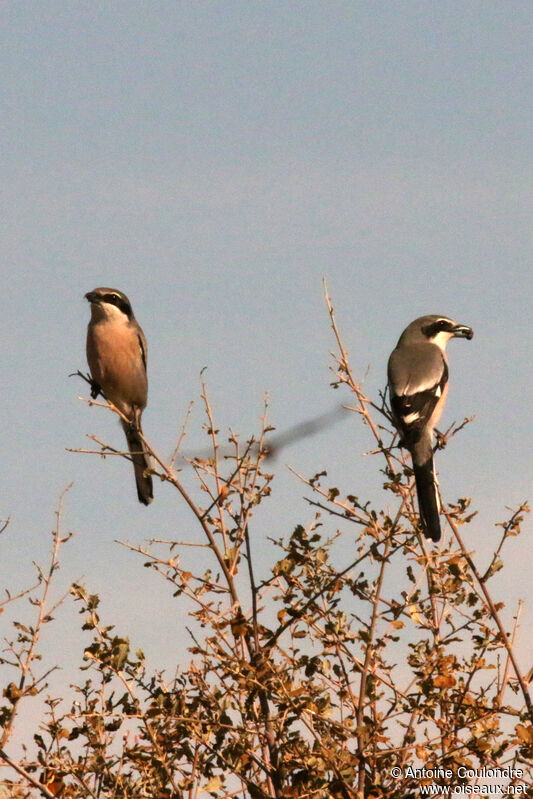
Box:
(388, 344), (448, 446)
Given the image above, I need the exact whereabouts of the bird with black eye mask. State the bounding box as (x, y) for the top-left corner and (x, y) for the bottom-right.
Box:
(387, 315), (473, 541)
(85, 287), (153, 505)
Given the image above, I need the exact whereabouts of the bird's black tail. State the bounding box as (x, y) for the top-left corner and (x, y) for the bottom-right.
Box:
(122, 420), (153, 506)
(412, 454), (441, 541)
(410, 435), (441, 541)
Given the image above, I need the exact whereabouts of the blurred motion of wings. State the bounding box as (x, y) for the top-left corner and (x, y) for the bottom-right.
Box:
(260, 405), (346, 459)
(186, 405), (347, 463)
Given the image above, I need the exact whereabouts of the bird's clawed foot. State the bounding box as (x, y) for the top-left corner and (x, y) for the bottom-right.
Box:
(89, 380), (102, 399)
(435, 430), (447, 451)
(70, 369), (102, 399)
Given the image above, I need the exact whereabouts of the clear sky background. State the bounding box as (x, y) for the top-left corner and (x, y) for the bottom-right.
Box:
(1, 1), (532, 737)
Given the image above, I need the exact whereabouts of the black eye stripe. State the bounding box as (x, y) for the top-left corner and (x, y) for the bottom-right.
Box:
(103, 293), (132, 317)
(422, 319), (453, 337)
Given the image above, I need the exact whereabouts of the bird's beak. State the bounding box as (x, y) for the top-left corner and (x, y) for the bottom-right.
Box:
(452, 324), (473, 340)
(85, 291), (99, 305)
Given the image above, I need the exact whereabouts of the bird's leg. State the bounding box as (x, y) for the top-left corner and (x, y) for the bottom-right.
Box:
(70, 369), (102, 399)
(90, 379), (102, 400)
(434, 429), (447, 450)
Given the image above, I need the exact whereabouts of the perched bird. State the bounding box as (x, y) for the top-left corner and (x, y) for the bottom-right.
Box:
(85, 287), (153, 505)
(387, 315), (473, 541)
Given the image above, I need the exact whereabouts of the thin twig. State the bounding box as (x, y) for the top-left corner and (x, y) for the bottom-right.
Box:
(444, 510), (533, 723)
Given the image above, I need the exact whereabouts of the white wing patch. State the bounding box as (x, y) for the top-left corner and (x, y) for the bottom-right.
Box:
(403, 375), (440, 395)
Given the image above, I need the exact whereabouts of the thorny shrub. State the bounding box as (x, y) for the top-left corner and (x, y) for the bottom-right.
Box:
(0, 294), (531, 799)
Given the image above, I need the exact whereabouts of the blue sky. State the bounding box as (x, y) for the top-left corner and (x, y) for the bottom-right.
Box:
(1, 1), (531, 729)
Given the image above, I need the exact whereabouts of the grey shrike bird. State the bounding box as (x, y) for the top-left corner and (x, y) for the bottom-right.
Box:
(387, 315), (473, 541)
(85, 288), (153, 505)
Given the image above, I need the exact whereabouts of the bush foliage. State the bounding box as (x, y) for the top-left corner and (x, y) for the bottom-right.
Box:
(1, 295), (531, 798)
